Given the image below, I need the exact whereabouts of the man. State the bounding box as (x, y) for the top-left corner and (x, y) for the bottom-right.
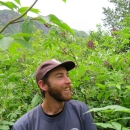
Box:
(12, 59), (97, 130)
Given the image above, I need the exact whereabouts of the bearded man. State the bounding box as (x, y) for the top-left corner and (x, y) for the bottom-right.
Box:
(12, 59), (97, 130)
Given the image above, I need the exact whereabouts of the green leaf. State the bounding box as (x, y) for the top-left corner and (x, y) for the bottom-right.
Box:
(18, 7), (40, 14)
(96, 83), (106, 89)
(41, 14), (74, 35)
(15, 39), (34, 51)
(14, 0), (21, 5)
(126, 85), (130, 90)
(86, 105), (130, 113)
(62, 0), (67, 3)
(95, 123), (115, 129)
(0, 37), (13, 50)
(49, 14), (74, 35)
(0, 34), (3, 39)
(0, 125), (9, 130)
(111, 122), (121, 130)
(105, 92), (111, 100)
(0, 1), (18, 10)
(0, 120), (14, 125)
(116, 84), (121, 90)
(31, 93), (42, 107)
(122, 127), (130, 130)
(97, 91), (104, 100)
(22, 20), (34, 41)
(77, 64), (86, 78)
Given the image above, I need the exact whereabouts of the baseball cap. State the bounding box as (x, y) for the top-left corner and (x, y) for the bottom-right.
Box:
(36, 59), (75, 83)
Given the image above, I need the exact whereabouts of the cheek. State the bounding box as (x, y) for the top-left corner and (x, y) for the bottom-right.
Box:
(54, 79), (65, 86)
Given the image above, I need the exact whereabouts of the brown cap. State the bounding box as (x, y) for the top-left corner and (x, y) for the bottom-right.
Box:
(36, 59), (75, 83)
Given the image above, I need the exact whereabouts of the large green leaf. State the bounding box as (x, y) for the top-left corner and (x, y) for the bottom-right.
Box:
(22, 20), (34, 41)
(41, 14), (74, 35)
(49, 14), (74, 35)
(95, 122), (122, 130)
(0, 1), (18, 10)
(18, 7), (40, 14)
(15, 39), (34, 51)
(0, 37), (13, 50)
(111, 122), (121, 130)
(86, 105), (130, 113)
(95, 123), (115, 129)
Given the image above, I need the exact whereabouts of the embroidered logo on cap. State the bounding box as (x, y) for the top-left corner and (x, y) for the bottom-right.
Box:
(52, 59), (61, 64)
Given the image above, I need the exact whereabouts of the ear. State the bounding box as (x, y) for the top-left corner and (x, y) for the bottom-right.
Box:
(38, 80), (48, 92)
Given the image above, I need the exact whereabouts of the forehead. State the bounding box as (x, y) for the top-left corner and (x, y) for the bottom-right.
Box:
(49, 66), (68, 76)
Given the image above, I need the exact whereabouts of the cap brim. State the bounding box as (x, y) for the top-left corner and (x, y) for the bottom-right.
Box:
(58, 61), (75, 71)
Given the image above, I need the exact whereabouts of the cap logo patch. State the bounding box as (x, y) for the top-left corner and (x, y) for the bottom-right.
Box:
(52, 59), (61, 64)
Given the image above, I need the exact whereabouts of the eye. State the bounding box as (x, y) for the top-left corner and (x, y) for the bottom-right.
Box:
(58, 75), (63, 78)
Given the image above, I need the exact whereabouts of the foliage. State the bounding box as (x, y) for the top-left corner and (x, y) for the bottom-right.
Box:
(0, 0), (130, 130)
(0, 0), (74, 51)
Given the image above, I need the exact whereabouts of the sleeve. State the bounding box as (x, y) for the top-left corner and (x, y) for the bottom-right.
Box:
(11, 120), (29, 130)
(11, 125), (26, 130)
(12, 126), (16, 130)
(81, 103), (97, 130)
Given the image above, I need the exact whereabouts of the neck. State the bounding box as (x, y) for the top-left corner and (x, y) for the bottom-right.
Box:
(41, 99), (64, 115)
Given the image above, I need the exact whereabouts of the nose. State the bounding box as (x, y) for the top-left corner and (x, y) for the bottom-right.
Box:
(65, 76), (71, 84)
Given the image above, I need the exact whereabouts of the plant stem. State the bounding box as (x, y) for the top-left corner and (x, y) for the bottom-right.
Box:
(0, 0), (38, 34)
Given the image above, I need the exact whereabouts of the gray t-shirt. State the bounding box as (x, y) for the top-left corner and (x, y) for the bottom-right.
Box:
(12, 100), (97, 130)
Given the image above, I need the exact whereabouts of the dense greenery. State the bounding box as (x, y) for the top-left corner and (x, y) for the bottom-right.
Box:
(0, 0), (130, 130)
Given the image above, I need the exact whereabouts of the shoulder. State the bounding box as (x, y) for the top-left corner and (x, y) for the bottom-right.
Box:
(12, 104), (41, 128)
(66, 100), (89, 111)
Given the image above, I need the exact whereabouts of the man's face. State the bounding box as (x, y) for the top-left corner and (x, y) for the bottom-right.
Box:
(46, 66), (72, 102)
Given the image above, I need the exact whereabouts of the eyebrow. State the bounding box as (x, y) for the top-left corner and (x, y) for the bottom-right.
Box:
(54, 72), (68, 76)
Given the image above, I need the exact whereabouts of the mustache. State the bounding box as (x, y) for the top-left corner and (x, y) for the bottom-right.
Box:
(64, 84), (72, 88)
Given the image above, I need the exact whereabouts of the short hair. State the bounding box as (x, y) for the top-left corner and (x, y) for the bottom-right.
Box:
(39, 72), (50, 98)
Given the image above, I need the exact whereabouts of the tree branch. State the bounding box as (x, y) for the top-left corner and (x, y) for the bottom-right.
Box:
(0, 0), (38, 34)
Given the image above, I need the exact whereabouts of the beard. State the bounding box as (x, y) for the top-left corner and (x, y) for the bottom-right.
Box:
(47, 82), (72, 102)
